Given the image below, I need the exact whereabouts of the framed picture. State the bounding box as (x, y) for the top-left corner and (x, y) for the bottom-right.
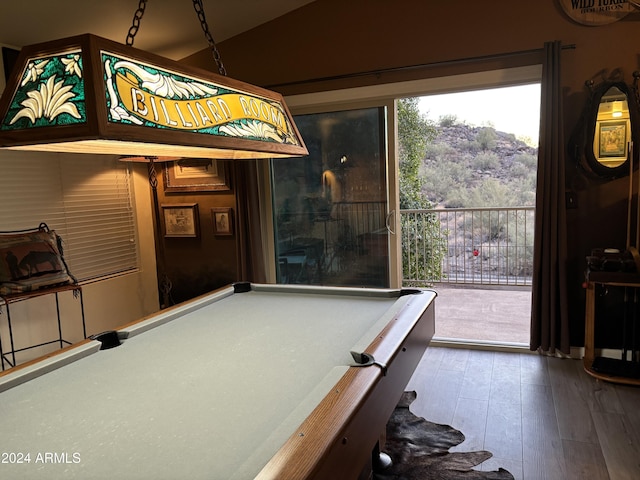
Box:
(164, 158), (230, 192)
(598, 121), (627, 158)
(161, 203), (199, 238)
(211, 208), (233, 236)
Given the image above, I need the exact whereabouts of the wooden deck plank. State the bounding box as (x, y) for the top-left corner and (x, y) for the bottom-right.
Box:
(562, 439), (609, 480)
(592, 411), (640, 480)
(548, 357), (598, 443)
(484, 397), (523, 463)
(451, 396), (488, 453)
(520, 381), (567, 480)
(459, 349), (494, 401)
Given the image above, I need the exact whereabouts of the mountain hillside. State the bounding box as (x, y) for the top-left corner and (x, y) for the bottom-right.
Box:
(420, 121), (538, 208)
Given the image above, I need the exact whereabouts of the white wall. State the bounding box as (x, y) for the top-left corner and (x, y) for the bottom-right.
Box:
(78, 163), (160, 332)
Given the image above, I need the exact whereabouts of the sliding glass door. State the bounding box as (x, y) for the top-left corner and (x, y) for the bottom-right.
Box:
(271, 106), (390, 287)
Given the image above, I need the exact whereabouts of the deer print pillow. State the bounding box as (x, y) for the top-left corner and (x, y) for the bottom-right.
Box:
(0, 224), (76, 296)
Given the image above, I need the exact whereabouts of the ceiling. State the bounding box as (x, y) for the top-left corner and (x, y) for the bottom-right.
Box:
(0, 0), (315, 60)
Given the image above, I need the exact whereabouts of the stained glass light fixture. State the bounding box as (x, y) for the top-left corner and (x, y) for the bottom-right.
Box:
(0, 33), (307, 159)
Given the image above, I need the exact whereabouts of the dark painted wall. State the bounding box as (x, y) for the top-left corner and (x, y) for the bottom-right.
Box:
(156, 161), (238, 305)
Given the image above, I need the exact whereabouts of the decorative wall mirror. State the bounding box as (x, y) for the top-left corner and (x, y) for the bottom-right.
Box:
(575, 79), (639, 179)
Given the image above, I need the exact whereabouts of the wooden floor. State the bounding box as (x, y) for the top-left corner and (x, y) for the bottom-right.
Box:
(406, 346), (640, 480)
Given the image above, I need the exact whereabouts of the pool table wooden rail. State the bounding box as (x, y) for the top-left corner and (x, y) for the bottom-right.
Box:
(0, 339), (99, 392)
(256, 288), (436, 480)
(0, 287), (234, 390)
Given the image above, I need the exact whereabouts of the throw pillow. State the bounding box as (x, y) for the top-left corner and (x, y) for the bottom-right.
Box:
(0, 224), (76, 296)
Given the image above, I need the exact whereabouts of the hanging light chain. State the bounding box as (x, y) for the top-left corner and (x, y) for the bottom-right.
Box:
(126, 0), (148, 46)
(192, 0), (227, 76)
(125, 0), (226, 76)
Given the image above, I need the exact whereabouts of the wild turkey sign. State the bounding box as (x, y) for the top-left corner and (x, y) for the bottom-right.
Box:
(557, 0), (637, 25)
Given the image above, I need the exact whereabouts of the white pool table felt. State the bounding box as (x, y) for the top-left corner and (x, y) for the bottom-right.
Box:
(0, 288), (409, 479)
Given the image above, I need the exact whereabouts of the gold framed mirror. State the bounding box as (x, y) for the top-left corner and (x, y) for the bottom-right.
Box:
(574, 80), (638, 179)
(592, 85), (631, 169)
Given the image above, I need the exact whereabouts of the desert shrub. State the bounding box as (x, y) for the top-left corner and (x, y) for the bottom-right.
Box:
(513, 152), (538, 169)
(476, 126), (497, 150)
(468, 179), (512, 208)
(473, 152), (500, 171)
(438, 114), (458, 127)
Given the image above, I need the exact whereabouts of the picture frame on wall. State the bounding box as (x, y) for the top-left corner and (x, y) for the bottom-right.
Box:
(161, 203), (199, 238)
(598, 120), (627, 158)
(211, 207), (233, 236)
(164, 158), (230, 192)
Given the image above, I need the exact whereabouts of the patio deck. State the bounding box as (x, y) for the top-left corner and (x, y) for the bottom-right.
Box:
(429, 284), (531, 346)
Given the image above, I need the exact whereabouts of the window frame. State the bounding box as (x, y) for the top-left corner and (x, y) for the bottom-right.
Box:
(260, 65), (542, 288)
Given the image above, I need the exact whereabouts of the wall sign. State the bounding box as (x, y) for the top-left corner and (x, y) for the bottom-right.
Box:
(557, 0), (635, 25)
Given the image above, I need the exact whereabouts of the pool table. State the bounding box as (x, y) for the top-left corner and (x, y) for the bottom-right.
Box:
(0, 282), (436, 480)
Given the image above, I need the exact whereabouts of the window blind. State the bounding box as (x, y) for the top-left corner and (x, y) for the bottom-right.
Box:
(0, 153), (139, 281)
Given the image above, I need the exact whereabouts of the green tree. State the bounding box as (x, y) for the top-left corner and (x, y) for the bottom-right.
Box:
(398, 97), (447, 286)
(398, 97), (436, 209)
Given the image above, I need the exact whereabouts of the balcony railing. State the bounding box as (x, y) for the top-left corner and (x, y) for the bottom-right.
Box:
(401, 206), (535, 286)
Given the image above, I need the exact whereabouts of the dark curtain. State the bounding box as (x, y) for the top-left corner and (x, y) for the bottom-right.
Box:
(530, 41), (570, 354)
(234, 160), (267, 283)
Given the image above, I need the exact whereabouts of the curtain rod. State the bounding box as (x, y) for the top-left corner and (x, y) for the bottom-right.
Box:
(267, 44), (576, 90)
